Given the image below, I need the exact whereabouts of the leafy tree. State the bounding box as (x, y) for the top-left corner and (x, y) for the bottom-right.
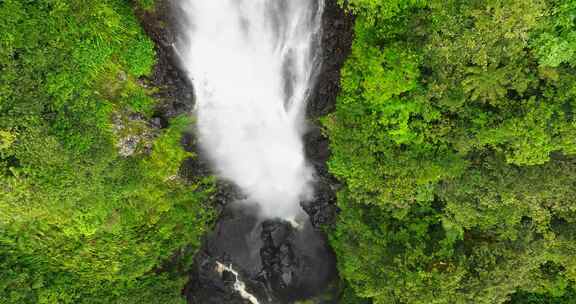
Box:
(0, 0), (214, 303)
(327, 0), (576, 303)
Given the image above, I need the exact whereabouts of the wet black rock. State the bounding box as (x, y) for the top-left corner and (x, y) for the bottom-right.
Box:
(178, 156), (211, 183)
(135, 0), (196, 121)
(301, 180), (338, 228)
(184, 207), (268, 304)
(185, 206), (337, 304)
(302, 0), (353, 229)
(185, 251), (251, 304)
(180, 131), (201, 153)
(307, 0), (355, 119)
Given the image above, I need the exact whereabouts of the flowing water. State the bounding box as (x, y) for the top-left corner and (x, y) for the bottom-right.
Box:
(216, 262), (261, 304)
(177, 0), (324, 219)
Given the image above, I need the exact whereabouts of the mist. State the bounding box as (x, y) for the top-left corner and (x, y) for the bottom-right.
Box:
(177, 0), (324, 219)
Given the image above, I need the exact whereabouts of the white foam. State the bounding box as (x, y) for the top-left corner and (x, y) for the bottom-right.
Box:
(216, 262), (261, 304)
(178, 0), (324, 219)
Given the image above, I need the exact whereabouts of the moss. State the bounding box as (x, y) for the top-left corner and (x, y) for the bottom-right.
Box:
(136, 0), (157, 12)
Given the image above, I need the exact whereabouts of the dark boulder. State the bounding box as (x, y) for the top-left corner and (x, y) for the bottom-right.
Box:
(185, 206), (338, 304)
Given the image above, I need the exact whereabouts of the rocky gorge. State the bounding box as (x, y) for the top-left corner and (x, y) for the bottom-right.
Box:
(135, 1), (354, 302)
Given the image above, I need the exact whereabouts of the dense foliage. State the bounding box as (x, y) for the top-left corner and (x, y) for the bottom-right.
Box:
(327, 0), (576, 303)
(3, 0), (576, 303)
(0, 1), (214, 303)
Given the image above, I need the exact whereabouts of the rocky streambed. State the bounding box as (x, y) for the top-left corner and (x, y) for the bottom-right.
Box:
(136, 1), (354, 303)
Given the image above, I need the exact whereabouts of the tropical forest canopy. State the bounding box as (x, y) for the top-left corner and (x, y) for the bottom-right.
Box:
(326, 0), (576, 303)
(0, 1), (214, 303)
(0, 0), (575, 303)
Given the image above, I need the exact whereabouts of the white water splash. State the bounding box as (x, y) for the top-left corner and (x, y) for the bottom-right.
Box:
(177, 0), (324, 219)
(216, 262), (261, 304)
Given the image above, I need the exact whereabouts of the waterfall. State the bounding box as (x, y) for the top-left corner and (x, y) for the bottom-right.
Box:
(216, 262), (261, 304)
(177, 0), (324, 219)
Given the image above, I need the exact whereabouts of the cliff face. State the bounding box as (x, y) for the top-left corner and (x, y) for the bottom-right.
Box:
(136, 1), (354, 303)
(136, 1), (195, 123)
(304, 0), (355, 230)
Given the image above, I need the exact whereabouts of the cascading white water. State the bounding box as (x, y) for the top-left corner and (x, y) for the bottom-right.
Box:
(216, 262), (260, 304)
(178, 0), (324, 219)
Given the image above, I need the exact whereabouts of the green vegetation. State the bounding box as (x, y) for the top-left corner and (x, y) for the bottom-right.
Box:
(327, 0), (576, 303)
(0, 0), (213, 303)
(510, 288), (576, 304)
(136, 0), (157, 12)
(3, 0), (576, 303)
